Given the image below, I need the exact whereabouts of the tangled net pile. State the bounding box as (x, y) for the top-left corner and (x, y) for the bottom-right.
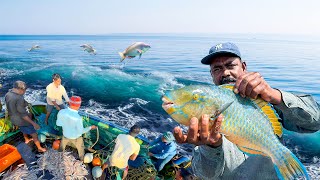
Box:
(126, 162), (157, 179)
(0, 149), (89, 180)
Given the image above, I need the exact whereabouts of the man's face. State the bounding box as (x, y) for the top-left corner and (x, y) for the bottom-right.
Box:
(210, 56), (246, 85)
(20, 89), (26, 95)
(131, 131), (140, 137)
(53, 78), (61, 86)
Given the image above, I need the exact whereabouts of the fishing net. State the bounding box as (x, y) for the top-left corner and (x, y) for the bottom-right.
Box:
(127, 160), (157, 180)
(0, 110), (20, 144)
(28, 107), (170, 180)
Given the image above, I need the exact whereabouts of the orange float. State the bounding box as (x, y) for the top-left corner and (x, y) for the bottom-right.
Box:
(92, 156), (101, 166)
(52, 140), (61, 150)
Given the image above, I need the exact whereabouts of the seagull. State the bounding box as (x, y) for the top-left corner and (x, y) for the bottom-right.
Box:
(28, 45), (40, 52)
(80, 44), (97, 55)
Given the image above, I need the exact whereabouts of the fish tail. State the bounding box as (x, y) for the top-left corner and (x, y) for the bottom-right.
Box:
(118, 52), (126, 62)
(272, 148), (309, 180)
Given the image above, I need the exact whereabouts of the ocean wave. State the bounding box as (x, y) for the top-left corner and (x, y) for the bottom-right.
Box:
(24, 88), (47, 103)
(151, 71), (184, 94)
(82, 98), (173, 139)
(0, 68), (24, 80)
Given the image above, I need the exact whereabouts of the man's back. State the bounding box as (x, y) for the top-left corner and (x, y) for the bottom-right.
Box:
(56, 108), (91, 139)
(5, 90), (30, 126)
(109, 134), (140, 169)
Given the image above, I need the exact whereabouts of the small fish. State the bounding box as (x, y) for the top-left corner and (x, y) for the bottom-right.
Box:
(80, 44), (97, 55)
(162, 85), (310, 180)
(119, 42), (150, 62)
(28, 45), (40, 52)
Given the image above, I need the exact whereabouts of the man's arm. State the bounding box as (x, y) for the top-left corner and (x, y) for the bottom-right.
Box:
(52, 101), (62, 110)
(129, 153), (138, 160)
(76, 115), (96, 134)
(16, 97), (29, 117)
(22, 115), (39, 129)
(48, 97), (62, 110)
(47, 85), (62, 110)
(17, 98), (39, 129)
(233, 72), (320, 132)
(150, 143), (176, 159)
(149, 137), (162, 146)
(62, 86), (70, 102)
(274, 90), (320, 132)
(129, 145), (140, 160)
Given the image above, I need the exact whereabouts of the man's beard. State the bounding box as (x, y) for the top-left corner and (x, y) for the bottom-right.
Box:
(220, 77), (236, 84)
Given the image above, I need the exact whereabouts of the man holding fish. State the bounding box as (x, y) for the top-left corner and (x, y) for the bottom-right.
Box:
(164, 42), (320, 179)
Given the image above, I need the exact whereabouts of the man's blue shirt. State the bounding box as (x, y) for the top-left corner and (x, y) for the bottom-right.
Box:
(149, 136), (177, 159)
(56, 107), (91, 139)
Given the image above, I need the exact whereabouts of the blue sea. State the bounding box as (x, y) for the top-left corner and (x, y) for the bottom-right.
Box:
(0, 34), (319, 178)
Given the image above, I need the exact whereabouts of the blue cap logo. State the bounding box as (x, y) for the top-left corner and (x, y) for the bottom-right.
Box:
(215, 43), (223, 50)
(201, 42), (241, 65)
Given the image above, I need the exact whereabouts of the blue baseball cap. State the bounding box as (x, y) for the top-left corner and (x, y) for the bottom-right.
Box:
(201, 42), (241, 65)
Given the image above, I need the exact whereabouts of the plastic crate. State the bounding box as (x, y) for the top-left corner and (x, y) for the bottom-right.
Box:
(0, 144), (22, 172)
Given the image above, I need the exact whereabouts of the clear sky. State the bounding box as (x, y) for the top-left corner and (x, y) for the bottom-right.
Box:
(1, 0), (319, 35)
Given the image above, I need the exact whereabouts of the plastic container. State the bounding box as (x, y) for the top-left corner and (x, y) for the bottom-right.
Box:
(0, 144), (22, 172)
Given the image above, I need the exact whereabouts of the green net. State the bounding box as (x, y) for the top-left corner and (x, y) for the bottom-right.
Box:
(30, 105), (163, 180)
(0, 111), (20, 144)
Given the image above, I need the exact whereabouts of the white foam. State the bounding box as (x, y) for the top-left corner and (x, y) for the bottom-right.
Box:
(82, 98), (169, 138)
(0, 68), (24, 79)
(24, 88), (46, 103)
(151, 71), (184, 94)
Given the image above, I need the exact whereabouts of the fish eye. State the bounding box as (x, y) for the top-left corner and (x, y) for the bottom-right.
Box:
(193, 94), (199, 100)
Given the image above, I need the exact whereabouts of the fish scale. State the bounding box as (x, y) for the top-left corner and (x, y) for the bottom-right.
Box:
(162, 84), (310, 180)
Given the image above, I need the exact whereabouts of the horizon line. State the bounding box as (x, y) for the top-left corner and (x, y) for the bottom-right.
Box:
(0, 32), (320, 36)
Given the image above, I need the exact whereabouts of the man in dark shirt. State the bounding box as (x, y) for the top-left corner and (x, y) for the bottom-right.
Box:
(5, 81), (46, 152)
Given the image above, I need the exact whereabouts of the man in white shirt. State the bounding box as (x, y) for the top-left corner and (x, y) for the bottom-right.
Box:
(45, 73), (70, 125)
(102, 125), (141, 180)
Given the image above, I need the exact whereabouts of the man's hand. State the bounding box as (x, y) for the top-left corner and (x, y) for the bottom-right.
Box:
(55, 106), (61, 111)
(91, 125), (97, 130)
(233, 72), (282, 105)
(148, 152), (153, 157)
(173, 114), (223, 147)
(33, 123), (40, 130)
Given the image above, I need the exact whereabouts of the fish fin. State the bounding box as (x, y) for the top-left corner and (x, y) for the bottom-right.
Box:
(137, 49), (142, 54)
(219, 84), (234, 91)
(237, 145), (268, 157)
(253, 98), (283, 137)
(272, 148), (310, 180)
(139, 53), (142, 59)
(119, 52), (126, 62)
